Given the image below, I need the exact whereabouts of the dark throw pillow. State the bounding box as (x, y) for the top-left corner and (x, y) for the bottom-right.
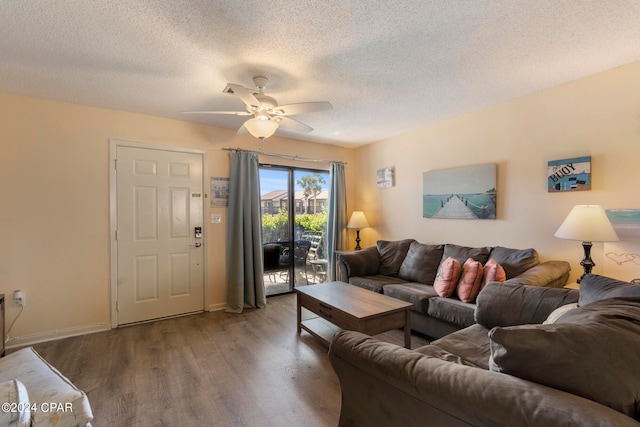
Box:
(579, 274), (640, 306)
(398, 242), (444, 284)
(442, 243), (491, 267)
(489, 298), (640, 420)
(488, 246), (539, 279)
(340, 246), (379, 277)
(475, 282), (579, 328)
(377, 239), (415, 276)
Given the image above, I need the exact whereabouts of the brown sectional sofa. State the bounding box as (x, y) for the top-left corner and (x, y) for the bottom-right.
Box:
(336, 239), (571, 338)
(329, 274), (640, 426)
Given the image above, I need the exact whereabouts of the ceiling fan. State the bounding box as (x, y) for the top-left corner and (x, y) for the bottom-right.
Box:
(185, 76), (333, 140)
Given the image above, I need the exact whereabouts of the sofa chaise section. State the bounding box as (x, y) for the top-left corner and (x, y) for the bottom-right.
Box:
(329, 276), (640, 426)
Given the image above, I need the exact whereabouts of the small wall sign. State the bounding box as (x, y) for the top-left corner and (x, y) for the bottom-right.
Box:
(547, 156), (591, 192)
(377, 166), (395, 188)
(210, 177), (230, 207)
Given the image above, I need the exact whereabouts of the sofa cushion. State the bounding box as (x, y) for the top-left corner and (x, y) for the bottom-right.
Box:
(349, 275), (408, 293)
(442, 243), (491, 267)
(398, 242), (444, 284)
(377, 239), (415, 276)
(488, 298), (640, 420)
(475, 282), (579, 328)
(430, 324), (492, 369)
(427, 297), (476, 328)
(0, 347), (93, 427)
(0, 379), (30, 427)
(383, 283), (439, 314)
(433, 257), (461, 297)
(482, 259), (506, 287)
(488, 246), (539, 279)
(579, 273), (640, 306)
(456, 258), (484, 303)
(340, 246), (380, 277)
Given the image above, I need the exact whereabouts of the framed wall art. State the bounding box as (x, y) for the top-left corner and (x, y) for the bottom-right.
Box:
(606, 209), (640, 240)
(547, 156), (591, 192)
(210, 177), (229, 207)
(423, 163), (496, 219)
(377, 166), (395, 188)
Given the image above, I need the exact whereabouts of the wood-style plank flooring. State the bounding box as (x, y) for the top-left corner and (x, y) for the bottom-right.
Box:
(28, 292), (429, 427)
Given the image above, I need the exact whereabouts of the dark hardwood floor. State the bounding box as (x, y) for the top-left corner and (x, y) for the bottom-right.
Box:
(29, 292), (429, 427)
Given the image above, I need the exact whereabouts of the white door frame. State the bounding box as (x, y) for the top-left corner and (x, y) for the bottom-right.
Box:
(109, 139), (208, 328)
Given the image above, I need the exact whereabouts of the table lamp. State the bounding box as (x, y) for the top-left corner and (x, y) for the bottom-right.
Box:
(554, 205), (619, 283)
(347, 211), (369, 250)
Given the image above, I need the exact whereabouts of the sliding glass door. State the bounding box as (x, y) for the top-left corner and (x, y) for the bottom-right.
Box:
(260, 165), (330, 295)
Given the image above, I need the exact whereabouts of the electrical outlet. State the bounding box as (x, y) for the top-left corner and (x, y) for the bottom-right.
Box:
(14, 290), (25, 307)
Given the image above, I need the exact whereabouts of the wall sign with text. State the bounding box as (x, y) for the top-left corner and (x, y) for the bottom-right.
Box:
(547, 156), (591, 192)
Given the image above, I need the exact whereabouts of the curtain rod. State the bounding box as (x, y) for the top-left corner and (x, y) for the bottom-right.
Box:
(222, 147), (347, 165)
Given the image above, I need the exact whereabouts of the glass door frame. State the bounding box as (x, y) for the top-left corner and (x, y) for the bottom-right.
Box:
(260, 163), (329, 295)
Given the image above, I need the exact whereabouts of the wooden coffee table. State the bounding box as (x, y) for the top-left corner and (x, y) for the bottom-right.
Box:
(295, 281), (412, 348)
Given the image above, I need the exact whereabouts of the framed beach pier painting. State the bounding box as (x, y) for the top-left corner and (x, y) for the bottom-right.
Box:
(423, 163), (496, 219)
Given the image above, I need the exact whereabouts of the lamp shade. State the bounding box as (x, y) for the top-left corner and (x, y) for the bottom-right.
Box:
(555, 205), (619, 242)
(244, 117), (278, 140)
(347, 211), (369, 229)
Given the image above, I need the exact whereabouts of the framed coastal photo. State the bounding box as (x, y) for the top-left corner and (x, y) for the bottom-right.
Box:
(606, 209), (640, 240)
(423, 163), (496, 219)
(377, 166), (395, 188)
(547, 156), (591, 192)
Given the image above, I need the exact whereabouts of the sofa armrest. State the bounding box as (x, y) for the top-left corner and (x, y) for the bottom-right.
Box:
(329, 331), (639, 427)
(336, 247), (380, 281)
(506, 260), (570, 288)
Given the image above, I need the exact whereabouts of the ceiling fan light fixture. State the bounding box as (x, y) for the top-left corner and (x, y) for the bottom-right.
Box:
(244, 116), (278, 140)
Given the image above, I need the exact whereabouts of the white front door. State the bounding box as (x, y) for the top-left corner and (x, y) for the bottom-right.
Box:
(115, 146), (204, 325)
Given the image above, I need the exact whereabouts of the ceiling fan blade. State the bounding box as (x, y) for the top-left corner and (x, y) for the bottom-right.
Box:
(273, 101), (333, 116)
(182, 110), (252, 115)
(275, 116), (313, 133)
(223, 83), (261, 109)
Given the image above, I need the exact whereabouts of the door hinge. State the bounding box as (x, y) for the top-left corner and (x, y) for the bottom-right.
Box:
(115, 230), (118, 240)
(114, 159), (118, 170)
(116, 300), (119, 312)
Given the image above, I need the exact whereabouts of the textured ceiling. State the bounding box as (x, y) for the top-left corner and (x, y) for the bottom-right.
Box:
(1, 1), (640, 147)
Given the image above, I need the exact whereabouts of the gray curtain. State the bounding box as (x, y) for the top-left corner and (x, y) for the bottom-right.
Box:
(225, 150), (266, 313)
(327, 162), (348, 281)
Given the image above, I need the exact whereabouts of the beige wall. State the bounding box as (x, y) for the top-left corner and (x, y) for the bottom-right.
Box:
(0, 92), (355, 345)
(351, 61), (640, 283)
(3, 60), (639, 345)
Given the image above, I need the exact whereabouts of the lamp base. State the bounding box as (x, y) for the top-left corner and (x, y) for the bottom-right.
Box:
(577, 241), (594, 284)
(354, 229), (362, 251)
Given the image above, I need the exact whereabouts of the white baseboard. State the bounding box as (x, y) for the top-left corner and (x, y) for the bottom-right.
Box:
(6, 305), (227, 349)
(208, 302), (226, 312)
(6, 323), (112, 350)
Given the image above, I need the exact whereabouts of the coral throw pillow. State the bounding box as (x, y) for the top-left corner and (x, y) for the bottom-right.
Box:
(457, 258), (484, 303)
(482, 258), (507, 288)
(433, 257), (462, 297)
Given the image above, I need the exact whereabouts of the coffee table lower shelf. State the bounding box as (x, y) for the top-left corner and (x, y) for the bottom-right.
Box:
(299, 316), (342, 346)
